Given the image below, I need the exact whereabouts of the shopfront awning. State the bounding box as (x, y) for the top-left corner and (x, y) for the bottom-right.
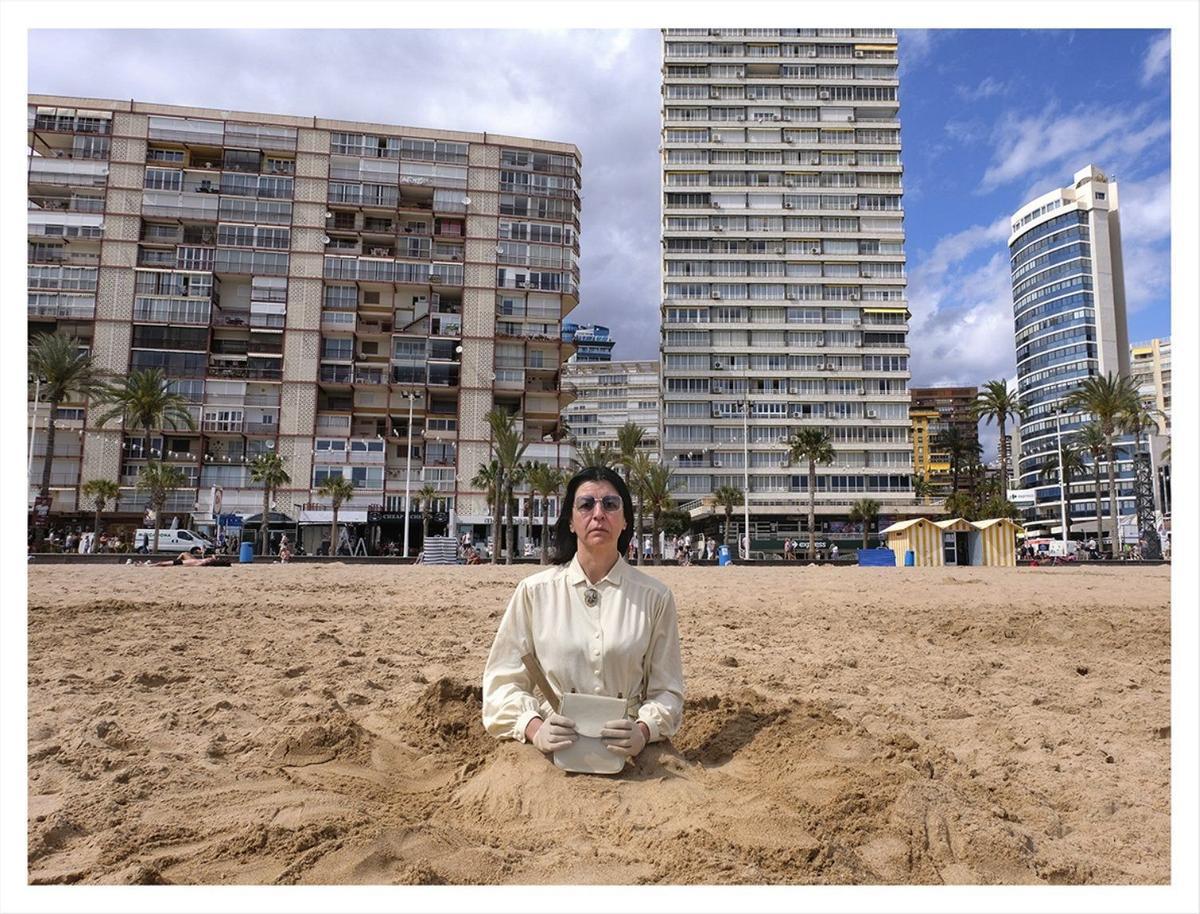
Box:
(298, 509), (369, 525)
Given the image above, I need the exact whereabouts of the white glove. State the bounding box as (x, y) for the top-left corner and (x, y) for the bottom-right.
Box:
(600, 718), (647, 758)
(530, 712), (577, 753)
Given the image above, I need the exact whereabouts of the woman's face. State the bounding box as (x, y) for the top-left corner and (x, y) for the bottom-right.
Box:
(569, 480), (627, 556)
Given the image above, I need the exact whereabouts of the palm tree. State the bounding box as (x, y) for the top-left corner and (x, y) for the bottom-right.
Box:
(615, 421), (645, 482)
(1066, 373), (1140, 552)
(80, 478), (120, 543)
(711, 484), (743, 549)
(786, 427), (834, 560)
(248, 452), (290, 554)
(523, 462), (560, 564)
(571, 440), (617, 470)
(135, 461), (186, 552)
(972, 379), (1022, 501)
(848, 497), (880, 551)
(625, 451), (655, 566)
(1038, 440), (1086, 540)
(1076, 421), (1109, 554)
(417, 483), (441, 545)
(933, 426), (983, 495)
(94, 367), (196, 457)
(944, 491), (978, 521)
(487, 409), (527, 565)
(317, 475), (356, 556)
(28, 334), (104, 516)
(912, 475), (933, 506)
(471, 460), (500, 560)
(641, 463), (675, 565)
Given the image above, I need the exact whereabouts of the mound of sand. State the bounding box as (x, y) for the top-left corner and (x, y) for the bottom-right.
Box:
(27, 564), (1170, 884)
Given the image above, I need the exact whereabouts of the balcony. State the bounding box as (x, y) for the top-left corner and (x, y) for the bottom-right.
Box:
(319, 364), (354, 384)
(28, 296), (96, 320)
(353, 367), (387, 385)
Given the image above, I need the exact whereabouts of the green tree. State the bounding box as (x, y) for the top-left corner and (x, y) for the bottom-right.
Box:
(417, 483), (441, 545)
(504, 461), (529, 564)
(571, 440), (617, 470)
(94, 367), (196, 455)
(944, 490), (978, 521)
(711, 485), (743, 549)
(28, 334), (105, 544)
(615, 421), (645, 480)
(972, 379), (1022, 502)
(786, 427), (834, 560)
(317, 475), (356, 556)
(912, 475), (933, 506)
(641, 463), (675, 565)
(248, 452), (290, 554)
(135, 461), (186, 552)
(1038, 440), (1086, 541)
(1065, 373), (1140, 552)
(488, 408), (527, 565)
(1076, 421), (1109, 554)
(471, 460), (500, 560)
(524, 462), (561, 564)
(848, 497), (880, 551)
(933, 426), (983, 495)
(80, 478), (120, 542)
(624, 451), (655, 565)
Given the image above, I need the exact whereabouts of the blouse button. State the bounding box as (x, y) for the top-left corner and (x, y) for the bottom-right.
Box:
(592, 648), (600, 658)
(593, 685), (602, 693)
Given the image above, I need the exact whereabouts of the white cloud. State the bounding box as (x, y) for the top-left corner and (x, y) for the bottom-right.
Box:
(1140, 32), (1171, 86)
(979, 102), (1169, 193)
(955, 76), (1009, 101)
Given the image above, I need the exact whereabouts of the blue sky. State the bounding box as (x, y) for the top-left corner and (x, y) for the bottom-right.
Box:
(899, 29), (1171, 392)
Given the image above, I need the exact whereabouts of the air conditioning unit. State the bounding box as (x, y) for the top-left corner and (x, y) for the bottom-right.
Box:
(784, 138), (796, 144)
(713, 459), (722, 467)
(866, 410), (878, 418)
(737, 115), (746, 122)
(714, 225), (725, 232)
(862, 271), (872, 278)
(849, 293), (859, 301)
(429, 274), (442, 283)
(710, 89), (721, 98)
(785, 178), (796, 187)
(849, 200), (858, 208)
(711, 291), (722, 299)
(712, 201), (722, 208)
(714, 136), (724, 143)
(851, 319), (861, 327)
(857, 387), (866, 395)
(778, 436), (790, 444)
(854, 50), (864, 58)
(819, 91), (830, 100)
(712, 406), (723, 417)
(846, 114), (855, 122)
(783, 202), (794, 209)
(775, 246), (785, 254)
(810, 247), (820, 255)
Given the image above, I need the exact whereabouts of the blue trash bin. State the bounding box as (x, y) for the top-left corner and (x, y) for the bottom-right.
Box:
(904, 549), (915, 567)
(718, 545), (732, 566)
(239, 541), (255, 564)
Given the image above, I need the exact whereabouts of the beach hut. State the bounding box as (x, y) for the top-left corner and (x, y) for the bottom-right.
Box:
(934, 517), (976, 566)
(880, 518), (942, 566)
(970, 518), (1025, 566)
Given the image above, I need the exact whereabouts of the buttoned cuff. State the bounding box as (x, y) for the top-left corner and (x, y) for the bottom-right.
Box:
(636, 712), (661, 744)
(513, 708), (543, 744)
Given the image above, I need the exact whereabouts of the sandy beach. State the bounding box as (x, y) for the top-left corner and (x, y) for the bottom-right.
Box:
(26, 562), (1170, 885)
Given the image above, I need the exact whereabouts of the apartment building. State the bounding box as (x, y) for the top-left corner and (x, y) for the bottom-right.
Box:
(561, 322), (616, 363)
(1009, 164), (1135, 539)
(561, 360), (660, 454)
(909, 385), (979, 498)
(27, 96), (580, 549)
(659, 28), (915, 544)
(1129, 336), (1171, 514)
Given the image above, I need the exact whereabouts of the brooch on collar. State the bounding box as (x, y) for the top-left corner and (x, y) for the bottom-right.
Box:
(583, 587), (600, 607)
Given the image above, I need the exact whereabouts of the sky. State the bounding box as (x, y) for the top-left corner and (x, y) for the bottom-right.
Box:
(25, 27), (1172, 460)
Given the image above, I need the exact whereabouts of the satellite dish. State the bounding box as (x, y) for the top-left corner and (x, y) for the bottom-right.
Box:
(265, 441), (275, 449)
(321, 235), (331, 244)
(461, 197), (472, 206)
(496, 246), (504, 254)
(324, 211), (333, 218)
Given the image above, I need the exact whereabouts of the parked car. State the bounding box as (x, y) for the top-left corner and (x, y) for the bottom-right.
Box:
(134, 528), (214, 554)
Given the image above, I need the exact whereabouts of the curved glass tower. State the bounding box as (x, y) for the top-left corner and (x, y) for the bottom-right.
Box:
(1008, 165), (1134, 543)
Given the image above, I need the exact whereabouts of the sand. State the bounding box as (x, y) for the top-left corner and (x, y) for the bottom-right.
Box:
(26, 562), (1170, 885)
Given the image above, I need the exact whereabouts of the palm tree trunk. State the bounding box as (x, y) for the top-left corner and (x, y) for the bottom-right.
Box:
(331, 505), (339, 556)
(262, 486), (271, 554)
(724, 508), (732, 546)
(491, 473), (503, 565)
(153, 506), (162, 553)
(1093, 457), (1104, 555)
(998, 418), (1008, 502)
(1105, 439), (1119, 556)
(807, 460), (817, 561)
(39, 397), (60, 498)
(652, 514), (661, 565)
(861, 525), (868, 551)
(636, 496), (645, 566)
(505, 487), (515, 565)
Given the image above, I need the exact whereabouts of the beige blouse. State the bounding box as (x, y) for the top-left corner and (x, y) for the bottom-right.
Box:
(481, 554), (684, 744)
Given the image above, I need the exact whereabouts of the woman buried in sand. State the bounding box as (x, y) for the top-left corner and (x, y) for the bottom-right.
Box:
(482, 466), (684, 763)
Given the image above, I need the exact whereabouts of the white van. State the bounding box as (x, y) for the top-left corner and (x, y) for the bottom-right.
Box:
(134, 528), (214, 554)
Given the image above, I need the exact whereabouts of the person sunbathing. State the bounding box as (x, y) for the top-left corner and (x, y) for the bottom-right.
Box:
(149, 553), (231, 567)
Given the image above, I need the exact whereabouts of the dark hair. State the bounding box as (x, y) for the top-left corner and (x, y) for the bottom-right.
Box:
(551, 466), (635, 565)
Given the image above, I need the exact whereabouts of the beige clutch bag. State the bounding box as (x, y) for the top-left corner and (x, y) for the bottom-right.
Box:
(553, 692), (628, 775)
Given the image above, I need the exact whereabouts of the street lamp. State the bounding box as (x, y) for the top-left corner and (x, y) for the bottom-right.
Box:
(715, 359), (752, 560)
(28, 375), (41, 486)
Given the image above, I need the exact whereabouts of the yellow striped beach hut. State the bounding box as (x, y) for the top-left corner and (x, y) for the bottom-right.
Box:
(935, 517), (976, 565)
(880, 517), (942, 566)
(971, 518), (1025, 566)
